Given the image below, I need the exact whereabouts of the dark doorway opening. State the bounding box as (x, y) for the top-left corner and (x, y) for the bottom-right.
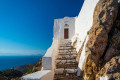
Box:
(64, 28), (69, 39)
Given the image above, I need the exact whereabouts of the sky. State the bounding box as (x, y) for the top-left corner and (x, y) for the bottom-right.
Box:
(0, 0), (84, 56)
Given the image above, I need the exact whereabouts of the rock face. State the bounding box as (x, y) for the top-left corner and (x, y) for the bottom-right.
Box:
(96, 56), (120, 80)
(95, 3), (120, 80)
(104, 3), (120, 63)
(82, 0), (119, 80)
(104, 28), (120, 62)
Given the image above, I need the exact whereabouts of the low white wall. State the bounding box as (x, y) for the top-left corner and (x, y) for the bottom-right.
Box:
(21, 70), (51, 80)
(77, 36), (88, 76)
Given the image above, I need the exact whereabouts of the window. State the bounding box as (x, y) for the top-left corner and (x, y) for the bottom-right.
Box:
(65, 24), (69, 27)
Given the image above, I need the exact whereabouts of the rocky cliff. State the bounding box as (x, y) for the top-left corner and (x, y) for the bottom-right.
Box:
(77, 0), (120, 80)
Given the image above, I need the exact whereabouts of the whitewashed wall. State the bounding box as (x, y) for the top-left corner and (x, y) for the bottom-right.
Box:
(75, 0), (100, 38)
(72, 0), (99, 52)
(73, 0), (100, 76)
(54, 17), (76, 41)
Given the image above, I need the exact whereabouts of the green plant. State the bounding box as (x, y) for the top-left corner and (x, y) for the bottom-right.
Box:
(26, 67), (33, 74)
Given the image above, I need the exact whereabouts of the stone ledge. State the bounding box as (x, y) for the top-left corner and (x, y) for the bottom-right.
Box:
(21, 70), (51, 80)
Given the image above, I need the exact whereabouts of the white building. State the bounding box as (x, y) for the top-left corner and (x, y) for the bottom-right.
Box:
(21, 0), (100, 80)
(54, 17), (76, 42)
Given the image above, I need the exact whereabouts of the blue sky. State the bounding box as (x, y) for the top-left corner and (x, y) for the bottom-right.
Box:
(0, 0), (84, 56)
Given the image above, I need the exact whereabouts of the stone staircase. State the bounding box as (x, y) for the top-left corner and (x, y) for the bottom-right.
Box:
(54, 42), (82, 80)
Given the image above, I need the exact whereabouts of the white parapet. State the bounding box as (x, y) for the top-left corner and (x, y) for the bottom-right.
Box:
(42, 57), (52, 70)
(21, 70), (51, 80)
(77, 36), (88, 76)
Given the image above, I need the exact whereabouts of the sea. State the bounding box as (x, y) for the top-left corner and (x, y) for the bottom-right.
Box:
(0, 55), (43, 71)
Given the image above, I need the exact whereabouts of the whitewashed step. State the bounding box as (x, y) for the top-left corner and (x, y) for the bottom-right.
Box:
(56, 64), (78, 69)
(56, 62), (77, 65)
(59, 47), (72, 49)
(56, 60), (77, 64)
(55, 69), (77, 74)
(59, 50), (77, 53)
(59, 44), (71, 47)
(58, 53), (77, 56)
(57, 55), (77, 58)
(59, 51), (77, 54)
(57, 56), (76, 60)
